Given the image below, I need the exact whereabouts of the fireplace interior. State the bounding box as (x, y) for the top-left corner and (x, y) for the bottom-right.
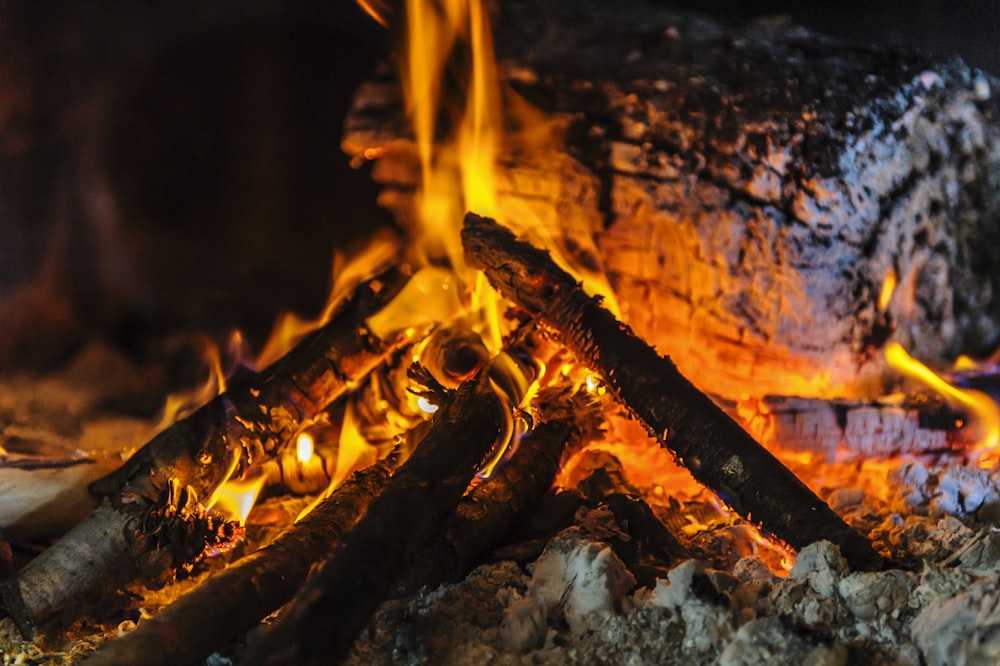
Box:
(1, 0), (1000, 664)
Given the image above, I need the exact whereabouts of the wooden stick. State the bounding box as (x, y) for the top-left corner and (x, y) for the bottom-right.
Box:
(461, 213), (884, 572)
(81, 459), (393, 666)
(0, 268), (411, 639)
(241, 359), (510, 665)
(395, 385), (596, 596)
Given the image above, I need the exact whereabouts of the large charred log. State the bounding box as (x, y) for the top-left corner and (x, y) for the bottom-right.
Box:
(82, 460), (393, 666)
(0, 267), (410, 639)
(462, 212), (884, 572)
(242, 362), (509, 666)
(344, 0), (1000, 401)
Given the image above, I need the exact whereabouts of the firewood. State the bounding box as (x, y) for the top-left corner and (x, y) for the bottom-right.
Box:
(0, 267), (411, 640)
(734, 393), (965, 463)
(241, 358), (512, 665)
(395, 385), (598, 596)
(344, 0), (1000, 401)
(81, 459), (393, 666)
(462, 212), (884, 571)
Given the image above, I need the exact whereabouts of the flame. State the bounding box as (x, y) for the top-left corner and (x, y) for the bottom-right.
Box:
(885, 342), (1000, 466)
(364, 266), (463, 340)
(254, 231), (399, 370)
(878, 269), (897, 313)
(953, 354), (980, 372)
(296, 432), (315, 464)
(296, 401), (378, 521)
(210, 474), (267, 526)
(155, 336), (227, 431)
(398, 0), (508, 354)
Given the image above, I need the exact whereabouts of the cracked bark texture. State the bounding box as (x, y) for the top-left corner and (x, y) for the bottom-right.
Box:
(343, 0), (1000, 401)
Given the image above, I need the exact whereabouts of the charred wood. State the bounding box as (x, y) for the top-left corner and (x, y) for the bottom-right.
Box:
(462, 212), (884, 571)
(394, 386), (595, 596)
(82, 460), (393, 666)
(0, 268), (409, 639)
(242, 360), (509, 665)
(733, 393), (967, 463)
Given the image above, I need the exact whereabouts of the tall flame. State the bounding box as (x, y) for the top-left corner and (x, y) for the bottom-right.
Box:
(399, 0), (506, 352)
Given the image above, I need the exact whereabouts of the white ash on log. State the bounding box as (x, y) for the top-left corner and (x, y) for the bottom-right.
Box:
(344, 0), (1000, 400)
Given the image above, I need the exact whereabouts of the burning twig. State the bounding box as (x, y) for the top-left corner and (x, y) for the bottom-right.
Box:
(462, 212), (884, 571)
(0, 267), (411, 639)
(82, 459), (393, 666)
(242, 353), (520, 665)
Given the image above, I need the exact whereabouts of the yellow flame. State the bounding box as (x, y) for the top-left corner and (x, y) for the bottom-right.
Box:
(885, 342), (1000, 465)
(365, 266), (463, 340)
(400, 0), (507, 352)
(296, 401), (378, 522)
(878, 269), (897, 313)
(296, 432), (315, 464)
(210, 474), (267, 525)
(254, 231), (399, 369)
(953, 354), (980, 372)
(155, 336), (227, 431)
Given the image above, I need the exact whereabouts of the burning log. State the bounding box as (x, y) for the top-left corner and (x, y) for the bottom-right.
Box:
(242, 361), (510, 665)
(462, 212), (884, 571)
(345, 0), (1000, 401)
(735, 393), (966, 463)
(82, 459), (393, 666)
(0, 267), (410, 639)
(395, 385), (600, 595)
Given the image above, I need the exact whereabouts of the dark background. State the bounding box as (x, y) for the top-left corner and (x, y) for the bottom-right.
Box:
(0, 1), (996, 370)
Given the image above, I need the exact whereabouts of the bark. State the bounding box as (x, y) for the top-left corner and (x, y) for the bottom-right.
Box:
(82, 460), (393, 666)
(0, 267), (410, 639)
(242, 360), (509, 665)
(462, 212), (884, 571)
(344, 0), (1000, 400)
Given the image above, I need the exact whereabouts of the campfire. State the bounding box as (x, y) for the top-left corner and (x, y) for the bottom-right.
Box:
(2, 0), (1000, 663)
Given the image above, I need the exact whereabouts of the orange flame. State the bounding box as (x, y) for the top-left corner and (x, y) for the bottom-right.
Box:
(254, 231), (399, 370)
(885, 342), (1000, 466)
(296, 401), (378, 522)
(878, 269), (897, 313)
(155, 336), (227, 431)
(210, 474), (267, 526)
